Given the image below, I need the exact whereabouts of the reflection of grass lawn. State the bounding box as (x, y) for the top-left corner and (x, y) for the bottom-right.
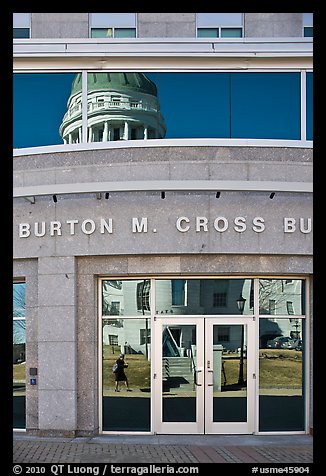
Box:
(222, 349), (302, 388)
(13, 363), (26, 382)
(259, 349), (302, 387)
(103, 346), (150, 390)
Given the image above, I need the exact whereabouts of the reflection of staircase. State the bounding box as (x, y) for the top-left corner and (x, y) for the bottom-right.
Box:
(163, 357), (194, 391)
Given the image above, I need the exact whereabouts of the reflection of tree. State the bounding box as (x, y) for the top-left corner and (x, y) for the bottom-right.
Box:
(13, 284), (26, 317)
(259, 280), (301, 315)
(13, 321), (26, 345)
(102, 281), (123, 315)
(13, 284), (26, 345)
(106, 281), (122, 290)
(139, 280), (150, 359)
(103, 319), (123, 328)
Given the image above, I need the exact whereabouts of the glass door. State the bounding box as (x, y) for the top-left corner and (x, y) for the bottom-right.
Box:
(205, 318), (255, 434)
(155, 318), (205, 434)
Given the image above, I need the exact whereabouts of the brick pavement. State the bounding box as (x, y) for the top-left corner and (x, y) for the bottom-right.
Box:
(13, 434), (313, 464)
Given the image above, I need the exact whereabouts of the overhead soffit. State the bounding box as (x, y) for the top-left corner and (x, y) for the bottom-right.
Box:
(13, 39), (313, 71)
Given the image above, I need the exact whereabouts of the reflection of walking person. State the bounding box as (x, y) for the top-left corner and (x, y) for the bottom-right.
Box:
(114, 354), (132, 392)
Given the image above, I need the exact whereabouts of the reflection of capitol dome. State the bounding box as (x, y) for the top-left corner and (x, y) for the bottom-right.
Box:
(59, 72), (166, 143)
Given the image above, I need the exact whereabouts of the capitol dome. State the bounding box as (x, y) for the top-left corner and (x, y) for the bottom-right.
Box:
(59, 72), (166, 143)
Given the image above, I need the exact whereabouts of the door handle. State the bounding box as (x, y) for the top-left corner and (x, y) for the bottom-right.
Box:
(207, 369), (214, 386)
(194, 369), (202, 386)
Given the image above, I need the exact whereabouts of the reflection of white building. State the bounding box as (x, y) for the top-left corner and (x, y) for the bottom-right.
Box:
(102, 279), (254, 354)
(259, 280), (303, 342)
(103, 319), (151, 358)
(59, 72), (166, 144)
(103, 279), (253, 316)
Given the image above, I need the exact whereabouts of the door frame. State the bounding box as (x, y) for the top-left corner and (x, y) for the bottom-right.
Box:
(205, 317), (255, 434)
(154, 317), (205, 434)
(154, 315), (255, 434)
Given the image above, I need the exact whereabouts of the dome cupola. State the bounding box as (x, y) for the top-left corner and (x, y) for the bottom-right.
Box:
(59, 72), (166, 144)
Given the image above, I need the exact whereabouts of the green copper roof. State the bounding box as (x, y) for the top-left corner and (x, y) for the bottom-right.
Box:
(71, 72), (158, 97)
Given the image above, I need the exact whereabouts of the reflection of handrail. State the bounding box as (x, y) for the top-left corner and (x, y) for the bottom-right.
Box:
(163, 326), (180, 357)
(162, 357), (170, 379)
(222, 360), (227, 386)
(189, 346), (197, 387)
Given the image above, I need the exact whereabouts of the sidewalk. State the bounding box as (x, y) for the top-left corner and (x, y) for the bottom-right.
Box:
(13, 432), (313, 464)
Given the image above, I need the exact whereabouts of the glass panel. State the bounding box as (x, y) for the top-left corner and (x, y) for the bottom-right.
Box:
(91, 28), (113, 38)
(13, 320), (26, 429)
(304, 27), (313, 37)
(102, 318), (151, 431)
(147, 72), (230, 139)
(197, 28), (219, 38)
(87, 72), (166, 143)
(259, 318), (305, 431)
(13, 28), (30, 38)
(197, 13), (243, 27)
(162, 324), (197, 422)
(212, 324), (247, 422)
(156, 279), (253, 315)
(13, 282), (26, 317)
(231, 72), (301, 139)
(14, 72), (303, 144)
(14, 73), (77, 148)
(303, 13), (313, 25)
(259, 279), (305, 315)
(221, 28), (242, 38)
(102, 279), (151, 316)
(115, 28), (136, 38)
(13, 13), (31, 27)
(306, 72), (313, 140)
(90, 13), (136, 28)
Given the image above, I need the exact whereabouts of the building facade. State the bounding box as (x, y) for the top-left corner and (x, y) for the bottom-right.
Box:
(13, 13), (313, 437)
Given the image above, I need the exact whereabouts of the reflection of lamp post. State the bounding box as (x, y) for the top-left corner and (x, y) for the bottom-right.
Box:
(141, 280), (149, 359)
(237, 294), (246, 386)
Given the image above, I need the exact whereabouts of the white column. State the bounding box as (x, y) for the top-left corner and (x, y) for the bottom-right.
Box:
(103, 122), (108, 142)
(88, 127), (92, 143)
(144, 126), (148, 140)
(124, 121), (129, 140)
(68, 133), (72, 144)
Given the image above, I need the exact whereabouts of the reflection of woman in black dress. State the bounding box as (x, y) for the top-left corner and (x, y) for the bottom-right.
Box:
(114, 354), (132, 392)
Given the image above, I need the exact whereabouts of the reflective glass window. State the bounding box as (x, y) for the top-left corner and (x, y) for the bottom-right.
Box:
(303, 13), (313, 37)
(259, 318), (305, 431)
(102, 318), (151, 431)
(259, 279), (305, 315)
(156, 279), (253, 315)
(148, 72), (231, 139)
(197, 28), (219, 38)
(231, 73), (301, 139)
(90, 13), (136, 38)
(221, 28), (243, 38)
(306, 72), (313, 140)
(13, 73), (78, 148)
(91, 28), (136, 38)
(13, 283), (26, 429)
(13, 13), (30, 38)
(13, 28), (30, 38)
(14, 71), (306, 147)
(102, 280), (151, 316)
(197, 13), (243, 27)
(304, 27), (313, 37)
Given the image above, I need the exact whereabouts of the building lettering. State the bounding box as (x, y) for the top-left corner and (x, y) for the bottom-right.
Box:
(18, 216), (312, 238)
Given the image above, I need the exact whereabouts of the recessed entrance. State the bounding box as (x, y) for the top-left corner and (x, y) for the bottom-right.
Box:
(99, 277), (307, 435)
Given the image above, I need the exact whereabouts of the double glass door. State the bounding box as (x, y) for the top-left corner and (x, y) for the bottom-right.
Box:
(155, 317), (255, 434)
